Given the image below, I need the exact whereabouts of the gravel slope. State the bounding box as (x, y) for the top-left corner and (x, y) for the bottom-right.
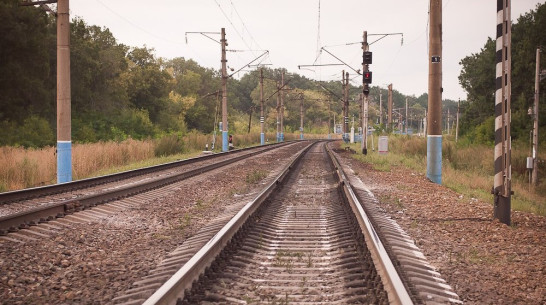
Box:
(335, 147), (546, 305)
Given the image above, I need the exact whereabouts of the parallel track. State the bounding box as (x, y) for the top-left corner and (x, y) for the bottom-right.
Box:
(0, 142), (296, 235)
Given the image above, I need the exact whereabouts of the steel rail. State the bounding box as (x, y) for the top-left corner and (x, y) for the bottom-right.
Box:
(0, 141), (293, 204)
(326, 145), (414, 305)
(142, 142), (315, 305)
(0, 141), (302, 234)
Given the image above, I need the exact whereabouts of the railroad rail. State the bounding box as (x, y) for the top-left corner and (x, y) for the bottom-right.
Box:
(0, 141), (296, 235)
(133, 141), (418, 305)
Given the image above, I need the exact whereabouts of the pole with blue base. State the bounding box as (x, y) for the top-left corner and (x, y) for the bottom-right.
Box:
(427, 135), (442, 184)
(57, 0), (72, 184)
(57, 141), (72, 183)
(426, 0), (442, 185)
(260, 69), (265, 145)
(222, 130), (228, 152)
(221, 28), (229, 152)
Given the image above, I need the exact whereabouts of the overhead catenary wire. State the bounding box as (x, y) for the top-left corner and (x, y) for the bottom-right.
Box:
(92, 0), (185, 47)
(228, 0), (264, 54)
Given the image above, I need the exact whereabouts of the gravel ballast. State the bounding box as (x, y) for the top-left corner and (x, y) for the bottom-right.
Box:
(334, 147), (545, 305)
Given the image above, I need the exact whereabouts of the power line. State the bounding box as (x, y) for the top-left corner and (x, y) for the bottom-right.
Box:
(228, 0), (263, 53)
(93, 0), (185, 47)
(213, 1), (255, 57)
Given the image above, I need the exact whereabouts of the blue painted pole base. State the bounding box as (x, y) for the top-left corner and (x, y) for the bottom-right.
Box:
(300, 133), (303, 140)
(57, 141), (72, 184)
(280, 133), (284, 142)
(260, 133), (265, 145)
(222, 131), (228, 152)
(427, 135), (442, 184)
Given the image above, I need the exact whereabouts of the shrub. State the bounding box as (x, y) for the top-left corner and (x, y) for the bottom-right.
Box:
(18, 116), (55, 148)
(154, 134), (185, 157)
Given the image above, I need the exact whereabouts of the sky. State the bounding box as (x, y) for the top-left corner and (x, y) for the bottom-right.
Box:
(69, 0), (544, 101)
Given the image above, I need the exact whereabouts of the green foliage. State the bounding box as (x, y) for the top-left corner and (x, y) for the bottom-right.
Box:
(464, 116), (495, 145)
(0, 0), (55, 124)
(18, 116), (55, 147)
(0, 116), (54, 148)
(154, 134), (186, 157)
(458, 3), (546, 142)
(4, 3), (545, 149)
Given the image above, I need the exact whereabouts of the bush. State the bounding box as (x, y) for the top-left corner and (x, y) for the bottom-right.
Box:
(154, 134), (185, 157)
(18, 116), (55, 148)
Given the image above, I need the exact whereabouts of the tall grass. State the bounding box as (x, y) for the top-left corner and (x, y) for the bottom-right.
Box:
(347, 135), (546, 216)
(0, 132), (332, 193)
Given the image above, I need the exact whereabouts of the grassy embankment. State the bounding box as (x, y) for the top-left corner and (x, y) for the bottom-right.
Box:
(0, 131), (326, 193)
(345, 135), (546, 217)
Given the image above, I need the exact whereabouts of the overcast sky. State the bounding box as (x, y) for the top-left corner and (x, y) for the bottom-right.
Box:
(69, 0), (543, 101)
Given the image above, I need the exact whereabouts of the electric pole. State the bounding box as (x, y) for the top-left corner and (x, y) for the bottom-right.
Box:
(342, 70), (349, 141)
(531, 48), (540, 186)
(446, 108), (451, 136)
(455, 99), (461, 143)
(276, 82), (281, 142)
(280, 71), (285, 142)
(300, 93), (304, 140)
(379, 91), (383, 126)
(493, 0), (512, 225)
(328, 101), (332, 139)
(361, 31), (371, 155)
(405, 98), (408, 134)
(424, 110), (428, 137)
(427, 0), (443, 185)
(221, 28), (229, 152)
(260, 68), (265, 145)
(55, 0), (71, 183)
(388, 84), (393, 132)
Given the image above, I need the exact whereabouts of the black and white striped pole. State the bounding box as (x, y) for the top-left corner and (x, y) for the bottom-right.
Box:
(260, 68), (265, 145)
(493, 0), (512, 225)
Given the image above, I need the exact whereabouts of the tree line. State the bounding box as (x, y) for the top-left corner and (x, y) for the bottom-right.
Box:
(1, 0), (543, 148)
(458, 3), (546, 145)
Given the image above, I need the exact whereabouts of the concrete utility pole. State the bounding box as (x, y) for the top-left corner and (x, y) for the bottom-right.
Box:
(531, 48), (540, 186)
(276, 83), (281, 142)
(260, 68), (265, 145)
(427, 0), (443, 185)
(361, 31), (370, 155)
(388, 84), (393, 131)
(493, 0), (512, 225)
(280, 71), (285, 142)
(455, 99), (461, 143)
(342, 70), (349, 140)
(379, 91), (383, 126)
(328, 101), (332, 139)
(405, 98), (408, 134)
(345, 72), (349, 141)
(300, 93), (304, 140)
(221, 28), (229, 152)
(55, 0), (71, 183)
(446, 108), (451, 135)
(424, 110), (428, 137)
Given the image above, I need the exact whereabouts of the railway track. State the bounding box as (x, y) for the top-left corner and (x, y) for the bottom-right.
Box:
(1, 140), (461, 304)
(178, 142), (392, 304)
(119, 141), (462, 305)
(118, 141), (415, 305)
(0, 142), (296, 236)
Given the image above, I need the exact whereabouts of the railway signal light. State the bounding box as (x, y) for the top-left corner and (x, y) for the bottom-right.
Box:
(363, 51), (372, 65)
(363, 71), (372, 84)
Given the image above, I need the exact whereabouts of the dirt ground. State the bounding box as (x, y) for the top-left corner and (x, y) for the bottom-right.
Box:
(335, 148), (546, 305)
